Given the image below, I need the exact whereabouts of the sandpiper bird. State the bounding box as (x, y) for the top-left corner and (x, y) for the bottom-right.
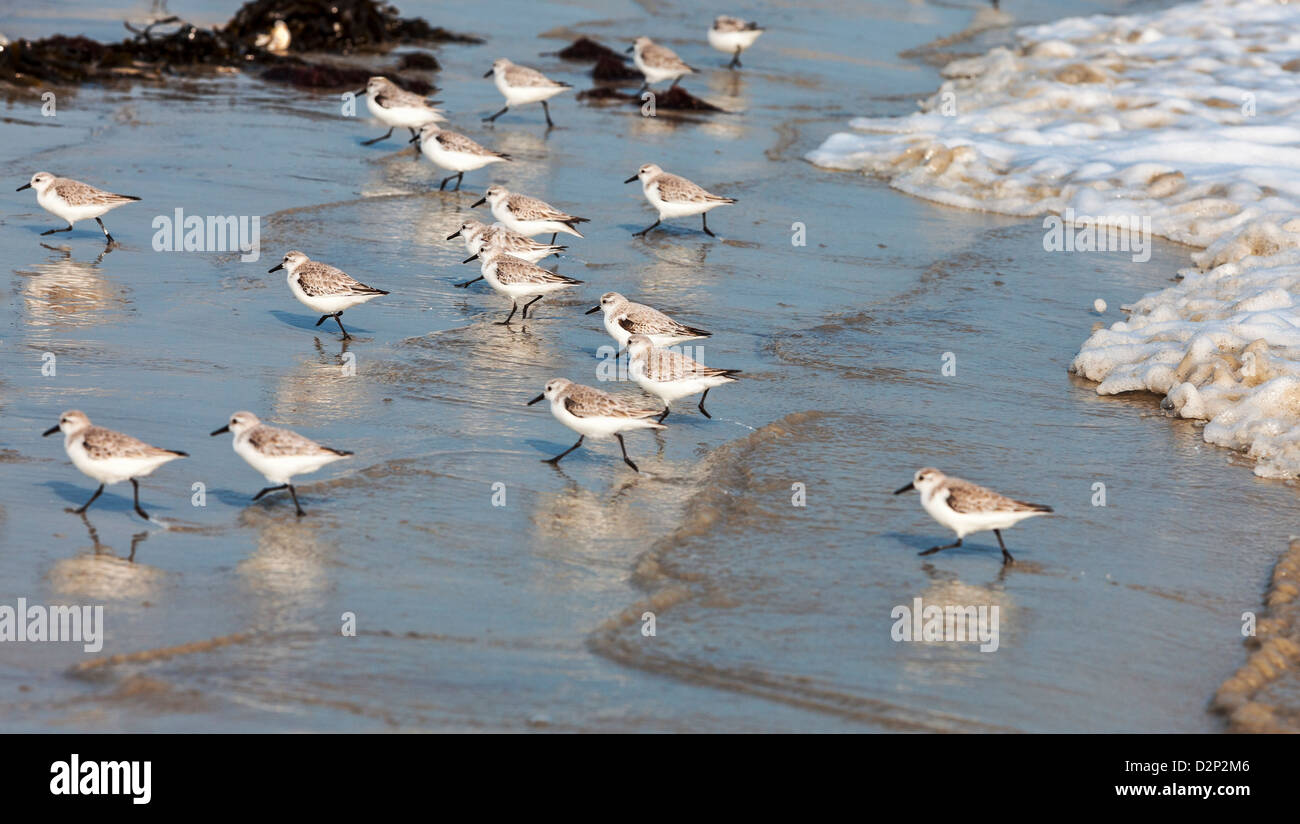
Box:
(411, 124), (511, 192)
(586, 291), (710, 349)
(625, 163), (736, 237)
(472, 244), (583, 323)
(472, 185), (588, 244)
(527, 378), (665, 471)
(43, 410), (187, 520)
(893, 468), (1054, 564)
(628, 36), (695, 89)
(708, 16), (765, 69)
(211, 411), (352, 517)
(17, 172), (140, 245)
(447, 219), (564, 266)
(269, 250), (388, 340)
(358, 76), (445, 145)
(483, 58), (573, 128)
(625, 334), (739, 421)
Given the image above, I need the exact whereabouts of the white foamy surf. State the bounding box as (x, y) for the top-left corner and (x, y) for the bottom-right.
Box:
(808, 0), (1300, 477)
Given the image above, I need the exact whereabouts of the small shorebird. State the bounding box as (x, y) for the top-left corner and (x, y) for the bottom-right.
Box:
(625, 163), (735, 237)
(269, 250), (388, 339)
(472, 185), (588, 244)
(447, 219), (564, 266)
(211, 411), (352, 517)
(628, 36), (695, 89)
(625, 334), (739, 420)
(527, 378), (665, 471)
(43, 410), (187, 520)
(411, 124), (510, 192)
(894, 468), (1054, 564)
(472, 245), (583, 323)
(483, 58), (572, 128)
(586, 291), (710, 349)
(358, 76), (445, 145)
(17, 172), (139, 245)
(708, 16), (765, 69)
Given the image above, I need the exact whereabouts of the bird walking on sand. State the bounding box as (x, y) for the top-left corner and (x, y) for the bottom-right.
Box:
(708, 16), (765, 69)
(17, 172), (140, 245)
(358, 76), (445, 145)
(211, 411), (353, 517)
(411, 124), (511, 192)
(269, 250), (388, 340)
(472, 185), (588, 244)
(893, 468), (1053, 564)
(625, 334), (740, 421)
(625, 163), (735, 237)
(483, 58), (572, 128)
(527, 378), (665, 471)
(43, 410), (187, 520)
(628, 36), (695, 90)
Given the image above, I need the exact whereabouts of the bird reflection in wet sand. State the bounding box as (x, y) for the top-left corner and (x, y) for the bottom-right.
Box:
(48, 513), (163, 600)
(16, 244), (127, 328)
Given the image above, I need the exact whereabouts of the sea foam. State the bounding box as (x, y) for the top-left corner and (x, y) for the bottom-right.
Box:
(808, 0), (1300, 477)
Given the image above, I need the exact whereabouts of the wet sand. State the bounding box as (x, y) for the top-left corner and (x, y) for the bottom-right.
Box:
(1, 0), (1290, 732)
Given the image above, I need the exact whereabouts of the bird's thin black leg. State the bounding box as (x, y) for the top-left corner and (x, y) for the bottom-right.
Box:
(95, 218), (115, 244)
(542, 100), (555, 128)
(315, 315), (330, 327)
(131, 478), (150, 520)
(633, 218), (661, 237)
(548, 232), (558, 245)
(729, 48), (742, 69)
(994, 529), (1015, 565)
(702, 213), (716, 237)
(498, 302), (518, 324)
(40, 224), (73, 236)
(520, 296), (543, 319)
(657, 407), (670, 423)
(698, 388), (713, 418)
(452, 172), (463, 191)
(361, 127), (394, 146)
(615, 433), (640, 472)
(543, 435), (583, 464)
(455, 275), (484, 288)
(252, 484), (287, 501)
(919, 537), (962, 557)
(333, 313), (350, 339)
(73, 484), (105, 514)
(288, 485), (306, 517)
(483, 106), (509, 123)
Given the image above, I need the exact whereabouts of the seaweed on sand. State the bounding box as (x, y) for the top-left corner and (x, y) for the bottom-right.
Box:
(0, 0), (476, 88)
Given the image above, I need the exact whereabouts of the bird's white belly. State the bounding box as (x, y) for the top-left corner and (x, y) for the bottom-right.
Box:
(39, 193), (110, 224)
(552, 404), (652, 439)
(288, 277), (375, 314)
(635, 54), (683, 84)
(234, 438), (342, 485)
(604, 316), (632, 348)
(69, 442), (169, 485)
(708, 29), (762, 53)
(368, 97), (439, 129)
(422, 142), (500, 173)
(500, 79), (565, 106)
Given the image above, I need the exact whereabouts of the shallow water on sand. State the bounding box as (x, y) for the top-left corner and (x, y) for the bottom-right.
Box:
(0, 0), (1288, 731)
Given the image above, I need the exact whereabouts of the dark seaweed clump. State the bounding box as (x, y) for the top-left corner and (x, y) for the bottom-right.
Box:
(223, 0), (481, 53)
(0, 0), (474, 88)
(592, 54), (640, 82)
(577, 85), (724, 113)
(555, 37), (626, 63)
